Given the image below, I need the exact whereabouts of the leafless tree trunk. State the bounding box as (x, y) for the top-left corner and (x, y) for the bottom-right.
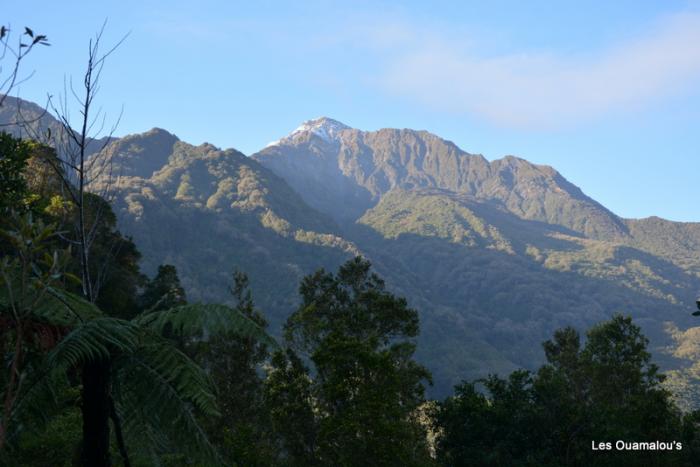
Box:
(2, 20), (132, 465)
(48, 23), (126, 304)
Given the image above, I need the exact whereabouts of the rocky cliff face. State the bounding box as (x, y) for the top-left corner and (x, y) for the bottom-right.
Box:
(253, 120), (627, 239)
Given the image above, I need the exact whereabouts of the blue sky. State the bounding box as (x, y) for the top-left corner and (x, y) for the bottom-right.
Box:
(4, 1), (700, 221)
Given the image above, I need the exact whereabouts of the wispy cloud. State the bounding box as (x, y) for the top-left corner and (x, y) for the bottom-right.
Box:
(364, 12), (700, 128)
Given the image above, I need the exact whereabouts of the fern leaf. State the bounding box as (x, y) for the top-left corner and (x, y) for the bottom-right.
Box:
(135, 303), (278, 348)
(2, 366), (69, 449)
(112, 335), (222, 464)
(47, 318), (138, 370)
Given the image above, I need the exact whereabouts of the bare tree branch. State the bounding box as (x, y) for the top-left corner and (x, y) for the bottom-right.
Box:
(42, 22), (128, 303)
(0, 23), (50, 109)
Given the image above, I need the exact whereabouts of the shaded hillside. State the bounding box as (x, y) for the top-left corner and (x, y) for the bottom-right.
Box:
(253, 118), (700, 399)
(0, 95), (114, 156)
(359, 188), (698, 304)
(0, 95), (60, 140)
(92, 130), (359, 330)
(349, 189), (697, 393)
(626, 216), (700, 276)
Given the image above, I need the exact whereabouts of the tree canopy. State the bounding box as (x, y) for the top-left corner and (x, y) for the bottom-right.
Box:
(279, 257), (434, 466)
(435, 315), (700, 467)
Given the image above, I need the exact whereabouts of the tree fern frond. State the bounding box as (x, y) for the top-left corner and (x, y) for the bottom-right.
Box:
(0, 281), (102, 326)
(129, 334), (219, 416)
(47, 317), (138, 370)
(111, 399), (169, 467)
(32, 286), (102, 325)
(112, 337), (222, 465)
(135, 303), (278, 349)
(3, 366), (69, 448)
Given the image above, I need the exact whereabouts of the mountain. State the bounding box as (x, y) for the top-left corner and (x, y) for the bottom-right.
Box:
(254, 118), (628, 240)
(252, 118), (700, 398)
(92, 129), (359, 327)
(0, 95), (60, 140)
(3, 99), (700, 402)
(0, 95), (115, 156)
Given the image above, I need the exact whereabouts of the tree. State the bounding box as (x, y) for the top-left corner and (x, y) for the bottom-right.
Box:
(0, 213), (75, 450)
(0, 19), (281, 466)
(436, 371), (550, 467)
(0, 212), (278, 465)
(282, 256), (433, 466)
(0, 132), (31, 212)
(140, 264), (186, 313)
(435, 315), (697, 467)
(186, 270), (277, 466)
(18, 24), (129, 465)
(265, 348), (319, 466)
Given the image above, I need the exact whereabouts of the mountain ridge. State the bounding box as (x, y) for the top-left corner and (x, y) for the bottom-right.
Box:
(3, 98), (700, 402)
(253, 122), (629, 241)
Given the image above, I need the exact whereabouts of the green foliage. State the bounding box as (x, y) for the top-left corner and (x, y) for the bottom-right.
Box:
(626, 217), (700, 276)
(265, 349), (318, 466)
(1, 387), (81, 467)
(0, 132), (31, 212)
(188, 271), (277, 466)
(0, 210), (275, 465)
(110, 333), (221, 465)
(2, 293), (223, 465)
(119, 298), (277, 464)
(0, 214), (85, 449)
(435, 315), (700, 467)
(281, 257), (434, 466)
(359, 189), (512, 252)
(0, 137), (71, 233)
(136, 302), (277, 350)
(97, 123), (700, 403)
(140, 264), (187, 312)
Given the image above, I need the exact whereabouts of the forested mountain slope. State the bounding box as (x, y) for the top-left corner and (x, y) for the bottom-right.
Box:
(93, 129), (359, 327)
(253, 118), (700, 398)
(3, 101), (700, 400)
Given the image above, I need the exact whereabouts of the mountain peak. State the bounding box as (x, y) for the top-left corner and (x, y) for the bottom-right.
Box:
(293, 116), (350, 133)
(266, 117), (351, 147)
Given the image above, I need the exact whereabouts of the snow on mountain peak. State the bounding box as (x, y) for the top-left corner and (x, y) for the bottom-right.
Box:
(265, 117), (351, 148)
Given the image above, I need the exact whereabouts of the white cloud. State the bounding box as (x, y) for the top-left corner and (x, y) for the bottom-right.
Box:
(371, 12), (700, 128)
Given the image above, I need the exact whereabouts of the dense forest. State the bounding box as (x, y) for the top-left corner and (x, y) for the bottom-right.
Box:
(2, 22), (700, 467)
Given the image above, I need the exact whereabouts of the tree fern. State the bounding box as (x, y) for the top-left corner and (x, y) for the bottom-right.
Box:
(0, 277), (101, 327)
(37, 286), (102, 324)
(112, 335), (221, 464)
(2, 216), (278, 463)
(135, 303), (278, 349)
(2, 366), (68, 451)
(47, 318), (139, 370)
